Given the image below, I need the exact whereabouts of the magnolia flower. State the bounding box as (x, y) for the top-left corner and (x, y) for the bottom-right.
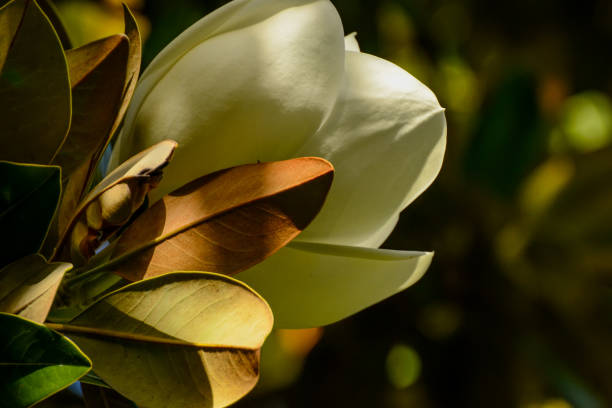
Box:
(109, 0), (446, 328)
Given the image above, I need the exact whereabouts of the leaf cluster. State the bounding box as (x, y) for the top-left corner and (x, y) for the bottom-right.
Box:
(0, 1), (333, 406)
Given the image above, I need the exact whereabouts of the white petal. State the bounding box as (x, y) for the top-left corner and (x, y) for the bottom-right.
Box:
(111, 0), (345, 201)
(294, 51), (446, 247)
(344, 32), (360, 51)
(236, 242), (433, 328)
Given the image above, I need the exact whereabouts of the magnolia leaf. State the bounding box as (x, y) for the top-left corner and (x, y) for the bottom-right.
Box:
(43, 7), (142, 258)
(53, 34), (129, 184)
(110, 157), (333, 281)
(53, 140), (177, 264)
(110, 4), (142, 138)
(0, 313), (91, 408)
(0, 0), (71, 164)
(37, 0), (71, 49)
(83, 4), (143, 192)
(237, 242), (434, 328)
(0, 254), (71, 323)
(41, 159), (90, 258)
(0, 0), (25, 72)
(48, 272), (274, 408)
(0, 161), (61, 267)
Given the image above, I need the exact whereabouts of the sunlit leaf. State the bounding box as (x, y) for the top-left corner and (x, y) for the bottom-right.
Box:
(0, 254), (71, 323)
(110, 157), (333, 281)
(0, 161), (61, 267)
(0, 0), (71, 164)
(53, 140), (177, 263)
(48, 272), (273, 408)
(0, 312), (91, 408)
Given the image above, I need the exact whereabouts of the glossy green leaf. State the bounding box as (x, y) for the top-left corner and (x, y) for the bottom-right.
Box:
(0, 162), (61, 267)
(0, 0), (71, 164)
(49, 272), (273, 408)
(0, 313), (91, 408)
(0, 254), (71, 323)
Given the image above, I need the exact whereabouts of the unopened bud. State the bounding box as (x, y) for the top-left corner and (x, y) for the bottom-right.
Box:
(99, 183), (133, 226)
(85, 199), (103, 230)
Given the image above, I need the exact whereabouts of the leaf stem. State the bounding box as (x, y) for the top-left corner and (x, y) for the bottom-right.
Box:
(45, 323), (259, 350)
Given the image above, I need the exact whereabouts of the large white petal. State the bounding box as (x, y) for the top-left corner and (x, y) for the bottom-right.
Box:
(294, 51), (446, 247)
(111, 0), (345, 201)
(236, 242), (433, 328)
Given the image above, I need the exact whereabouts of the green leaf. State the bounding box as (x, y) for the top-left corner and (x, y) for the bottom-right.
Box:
(49, 272), (274, 408)
(0, 0), (71, 164)
(110, 157), (334, 281)
(0, 254), (71, 323)
(0, 312), (91, 408)
(0, 161), (61, 267)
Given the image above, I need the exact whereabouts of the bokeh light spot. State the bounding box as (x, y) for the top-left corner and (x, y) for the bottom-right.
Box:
(559, 91), (612, 152)
(386, 344), (422, 389)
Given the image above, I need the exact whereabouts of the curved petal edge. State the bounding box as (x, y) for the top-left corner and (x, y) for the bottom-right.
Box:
(236, 241), (433, 328)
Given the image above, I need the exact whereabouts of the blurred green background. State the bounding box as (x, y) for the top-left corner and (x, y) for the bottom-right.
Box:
(45, 0), (612, 407)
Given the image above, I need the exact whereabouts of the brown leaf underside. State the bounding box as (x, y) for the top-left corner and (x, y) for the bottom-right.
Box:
(53, 35), (129, 180)
(112, 158), (334, 281)
(43, 7), (142, 258)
